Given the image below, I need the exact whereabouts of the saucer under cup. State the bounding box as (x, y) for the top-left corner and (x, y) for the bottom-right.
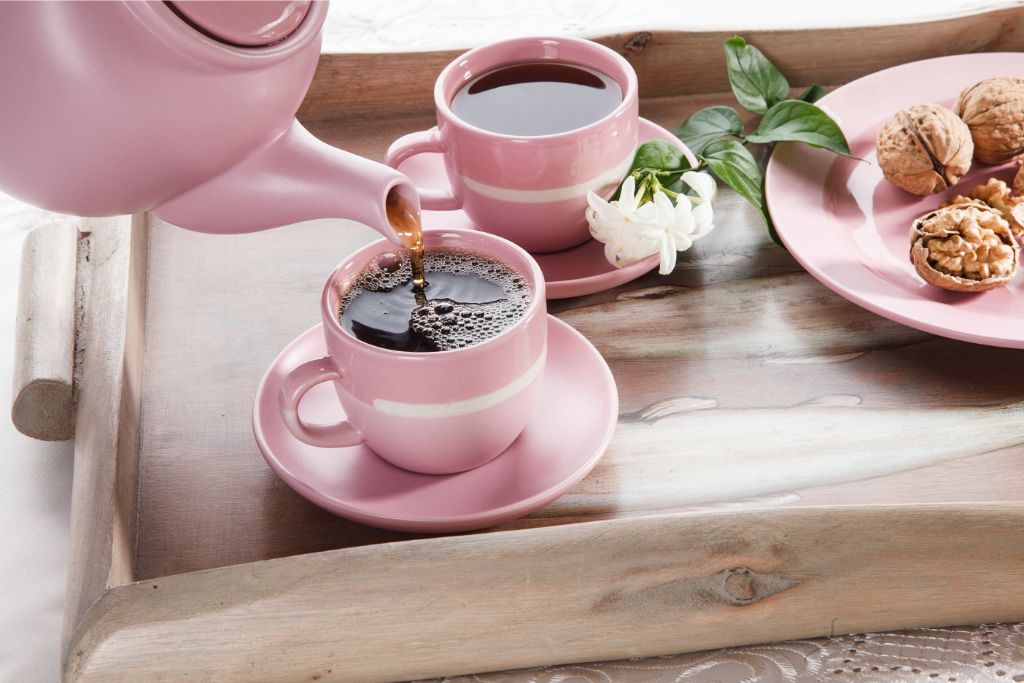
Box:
(397, 118), (688, 299)
(253, 316), (618, 533)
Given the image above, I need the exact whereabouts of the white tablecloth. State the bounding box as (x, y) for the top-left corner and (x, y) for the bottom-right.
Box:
(3, 2), (1023, 681)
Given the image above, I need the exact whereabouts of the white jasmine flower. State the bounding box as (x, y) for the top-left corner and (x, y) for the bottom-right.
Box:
(586, 170), (717, 275)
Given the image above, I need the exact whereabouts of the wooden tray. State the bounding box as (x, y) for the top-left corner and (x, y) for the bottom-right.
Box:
(16, 11), (1024, 682)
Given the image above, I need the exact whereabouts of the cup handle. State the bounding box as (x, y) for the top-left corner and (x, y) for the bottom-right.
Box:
(384, 128), (460, 211)
(278, 356), (364, 448)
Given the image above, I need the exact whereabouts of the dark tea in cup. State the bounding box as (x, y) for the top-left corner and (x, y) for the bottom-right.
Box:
(450, 61), (623, 136)
(338, 248), (532, 353)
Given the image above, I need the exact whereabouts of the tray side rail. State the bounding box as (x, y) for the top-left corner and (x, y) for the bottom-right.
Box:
(64, 503), (1024, 682)
(60, 216), (148, 670)
(299, 8), (1024, 123)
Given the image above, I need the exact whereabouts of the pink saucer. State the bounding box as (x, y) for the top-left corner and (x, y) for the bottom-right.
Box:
(767, 53), (1024, 348)
(252, 315), (618, 533)
(395, 118), (683, 299)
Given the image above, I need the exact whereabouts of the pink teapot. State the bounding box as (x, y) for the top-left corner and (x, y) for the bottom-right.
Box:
(0, 1), (416, 240)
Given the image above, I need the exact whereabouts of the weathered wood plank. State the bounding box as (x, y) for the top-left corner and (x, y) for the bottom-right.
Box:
(547, 403), (1024, 516)
(609, 335), (1024, 413)
(128, 187), (1024, 580)
(560, 271), (930, 361)
(11, 220), (78, 440)
(67, 505), (1024, 682)
(298, 8), (1024, 122)
(61, 216), (146, 664)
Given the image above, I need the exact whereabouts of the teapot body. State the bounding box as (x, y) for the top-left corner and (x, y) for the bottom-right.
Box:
(0, 1), (326, 217)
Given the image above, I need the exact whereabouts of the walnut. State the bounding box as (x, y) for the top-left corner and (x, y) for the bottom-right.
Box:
(910, 203), (1018, 292)
(876, 104), (973, 195)
(940, 177), (1024, 241)
(955, 77), (1024, 164)
(1014, 158), (1024, 196)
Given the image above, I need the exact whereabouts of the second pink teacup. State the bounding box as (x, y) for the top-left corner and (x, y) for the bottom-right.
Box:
(278, 230), (547, 475)
(385, 37), (640, 253)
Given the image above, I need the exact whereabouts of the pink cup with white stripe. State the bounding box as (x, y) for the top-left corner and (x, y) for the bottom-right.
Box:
(278, 230), (547, 474)
(385, 37), (640, 254)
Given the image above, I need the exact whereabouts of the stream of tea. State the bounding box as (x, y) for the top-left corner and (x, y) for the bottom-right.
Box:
(341, 187), (529, 352)
(386, 189), (426, 299)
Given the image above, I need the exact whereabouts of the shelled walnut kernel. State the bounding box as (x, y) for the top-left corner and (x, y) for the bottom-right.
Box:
(941, 178), (1024, 240)
(910, 203), (1019, 292)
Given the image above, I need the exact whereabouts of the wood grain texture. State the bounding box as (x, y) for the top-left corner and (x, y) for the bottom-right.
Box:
(298, 7), (1024, 123)
(61, 216), (146, 666)
(66, 506), (1024, 682)
(12, 220), (78, 440)
(52, 13), (1024, 683)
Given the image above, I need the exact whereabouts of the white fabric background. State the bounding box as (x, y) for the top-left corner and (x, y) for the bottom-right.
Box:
(1, 1), (1021, 681)
(0, 197), (73, 683)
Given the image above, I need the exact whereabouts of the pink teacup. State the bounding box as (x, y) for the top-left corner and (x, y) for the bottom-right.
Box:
(385, 37), (639, 254)
(278, 230), (547, 475)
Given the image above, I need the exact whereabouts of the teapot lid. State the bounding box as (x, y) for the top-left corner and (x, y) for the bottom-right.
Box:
(168, 1), (313, 47)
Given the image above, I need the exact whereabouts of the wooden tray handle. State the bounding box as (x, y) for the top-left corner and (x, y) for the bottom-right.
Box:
(12, 219), (80, 441)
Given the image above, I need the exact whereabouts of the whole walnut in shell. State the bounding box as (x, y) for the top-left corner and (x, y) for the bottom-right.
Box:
(910, 203), (1019, 292)
(876, 104), (974, 195)
(955, 77), (1024, 164)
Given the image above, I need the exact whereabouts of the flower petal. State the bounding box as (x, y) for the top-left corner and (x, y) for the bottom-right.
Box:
(603, 240), (623, 268)
(673, 195), (696, 237)
(633, 198), (658, 223)
(658, 236), (677, 275)
(587, 190), (624, 224)
(587, 190), (630, 242)
(618, 176), (639, 213)
(587, 189), (609, 213)
(652, 191), (676, 227)
(690, 202), (715, 239)
(682, 171), (717, 204)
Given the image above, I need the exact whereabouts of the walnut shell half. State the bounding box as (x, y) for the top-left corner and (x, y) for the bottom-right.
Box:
(910, 203), (1019, 292)
(876, 104), (974, 195)
(955, 77), (1024, 164)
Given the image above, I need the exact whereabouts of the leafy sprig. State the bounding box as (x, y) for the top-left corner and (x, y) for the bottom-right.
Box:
(618, 36), (854, 246)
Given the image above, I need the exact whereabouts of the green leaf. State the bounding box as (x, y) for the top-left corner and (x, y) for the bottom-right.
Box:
(674, 106), (744, 155)
(612, 140), (691, 200)
(700, 138), (775, 237)
(745, 99), (853, 156)
(724, 36), (789, 115)
(798, 84), (828, 103)
(629, 139), (686, 174)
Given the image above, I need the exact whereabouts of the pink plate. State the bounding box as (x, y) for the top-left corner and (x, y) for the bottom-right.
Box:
(395, 118), (685, 299)
(766, 53), (1024, 348)
(252, 315), (618, 533)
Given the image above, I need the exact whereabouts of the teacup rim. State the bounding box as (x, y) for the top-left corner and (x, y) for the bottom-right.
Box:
(320, 229), (547, 359)
(432, 35), (639, 143)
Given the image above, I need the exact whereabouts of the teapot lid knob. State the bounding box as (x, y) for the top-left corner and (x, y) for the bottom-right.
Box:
(168, 1), (313, 47)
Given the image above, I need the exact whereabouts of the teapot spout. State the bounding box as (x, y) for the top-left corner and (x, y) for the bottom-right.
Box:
(152, 120), (416, 243)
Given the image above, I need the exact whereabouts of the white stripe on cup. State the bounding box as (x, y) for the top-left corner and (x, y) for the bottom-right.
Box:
(461, 152), (634, 203)
(373, 351), (546, 419)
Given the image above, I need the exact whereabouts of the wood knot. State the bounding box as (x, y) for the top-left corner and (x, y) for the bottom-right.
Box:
(623, 32), (652, 55)
(710, 566), (799, 606)
(592, 565), (801, 614)
(723, 568), (757, 603)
